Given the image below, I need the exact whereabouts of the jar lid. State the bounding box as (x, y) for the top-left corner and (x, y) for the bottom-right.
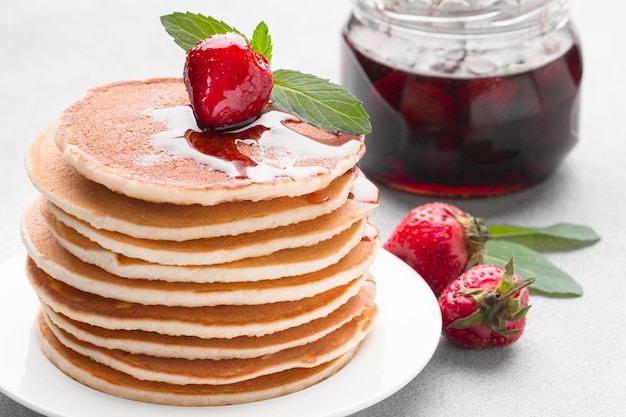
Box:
(353, 0), (573, 38)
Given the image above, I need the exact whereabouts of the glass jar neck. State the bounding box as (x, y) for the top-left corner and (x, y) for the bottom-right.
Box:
(352, 0), (573, 40)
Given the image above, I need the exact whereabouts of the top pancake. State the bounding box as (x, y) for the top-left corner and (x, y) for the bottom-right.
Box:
(55, 78), (366, 205)
(28, 126), (359, 240)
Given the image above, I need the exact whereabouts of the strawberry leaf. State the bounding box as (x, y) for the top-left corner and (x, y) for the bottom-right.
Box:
(160, 12), (240, 53)
(484, 240), (583, 298)
(511, 305), (532, 321)
(271, 69), (371, 135)
(488, 223), (600, 252)
(448, 310), (484, 329)
(250, 21), (272, 63)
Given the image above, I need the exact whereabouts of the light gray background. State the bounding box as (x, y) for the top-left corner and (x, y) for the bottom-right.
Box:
(1, 1), (624, 416)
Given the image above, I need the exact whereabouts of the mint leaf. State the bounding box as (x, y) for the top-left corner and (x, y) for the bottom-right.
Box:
(484, 240), (583, 298)
(250, 21), (272, 62)
(160, 13), (272, 62)
(160, 12), (240, 52)
(271, 69), (371, 135)
(488, 223), (600, 252)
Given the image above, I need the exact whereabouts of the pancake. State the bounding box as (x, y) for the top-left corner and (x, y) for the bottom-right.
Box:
(45, 198), (375, 266)
(41, 277), (375, 360)
(23, 197), (379, 306)
(43, 305), (377, 385)
(28, 126), (359, 240)
(48, 212), (372, 282)
(55, 79), (366, 206)
(26, 256), (371, 338)
(37, 311), (359, 406)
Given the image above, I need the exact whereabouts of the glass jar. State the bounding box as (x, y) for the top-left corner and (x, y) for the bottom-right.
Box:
(342, 0), (583, 197)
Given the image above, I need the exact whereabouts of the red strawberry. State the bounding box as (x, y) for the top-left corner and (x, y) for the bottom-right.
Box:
(371, 70), (407, 108)
(438, 259), (536, 349)
(533, 57), (579, 109)
(455, 76), (519, 124)
(400, 82), (456, 128)
(184, 32), (273, 130)
(383, 202), (488, 296)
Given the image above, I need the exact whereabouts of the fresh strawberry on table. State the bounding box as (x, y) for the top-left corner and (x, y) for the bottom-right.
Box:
(383, 202), (489, 296)
(438, 258), (535, 349)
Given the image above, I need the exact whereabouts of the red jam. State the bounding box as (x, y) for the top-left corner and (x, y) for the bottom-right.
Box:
(185, 125), (269, 166)
(341, 3), (583, 197)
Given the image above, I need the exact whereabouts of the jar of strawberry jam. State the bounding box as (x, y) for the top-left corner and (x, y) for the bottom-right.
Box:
(342, 0), (583, 197)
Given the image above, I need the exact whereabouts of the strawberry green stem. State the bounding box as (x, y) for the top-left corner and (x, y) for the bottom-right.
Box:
(446, 207), (489, 271)
(451, 258), (536, 337)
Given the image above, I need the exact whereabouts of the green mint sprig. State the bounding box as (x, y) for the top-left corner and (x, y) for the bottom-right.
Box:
(483, 222), (600, 298)
(272, 69), (372, 137)
(160, 12), (371, 135)
(160, 13), (240, 53)
(250, 21), (272, 63)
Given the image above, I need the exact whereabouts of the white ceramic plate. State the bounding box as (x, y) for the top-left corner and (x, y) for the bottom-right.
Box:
(0, 249), (441, 417)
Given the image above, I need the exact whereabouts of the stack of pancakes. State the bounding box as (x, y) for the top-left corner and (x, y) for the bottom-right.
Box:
(20, 79), (380, 406)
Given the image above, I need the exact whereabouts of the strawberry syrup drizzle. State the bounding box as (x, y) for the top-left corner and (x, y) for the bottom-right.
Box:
(361, 223), (379, 242)
(348, 170), (380, 204)
(146, 106), (363, 182)
(184, 124), (268, 178)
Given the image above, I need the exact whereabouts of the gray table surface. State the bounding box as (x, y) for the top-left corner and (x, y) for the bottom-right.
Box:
(1, 1), (624, 416)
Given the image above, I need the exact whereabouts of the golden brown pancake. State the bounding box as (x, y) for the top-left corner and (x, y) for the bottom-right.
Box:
(26, 256), (371, 338)
(28, 126), (359, 240)
(45, 197), (375, 266)
(41, 277), (376, 360)
(43, 305), (377, 385)
(47, 212), (371, 282)
(36, 311), (359, 406)
(55, 79), (366, 206)
(23, 197), (379, 306)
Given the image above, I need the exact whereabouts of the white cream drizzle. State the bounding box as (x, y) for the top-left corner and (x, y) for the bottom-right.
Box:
(363, 222), (379, 242)
(143, 106), (362, 182)
(350, 171), (380, 204)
